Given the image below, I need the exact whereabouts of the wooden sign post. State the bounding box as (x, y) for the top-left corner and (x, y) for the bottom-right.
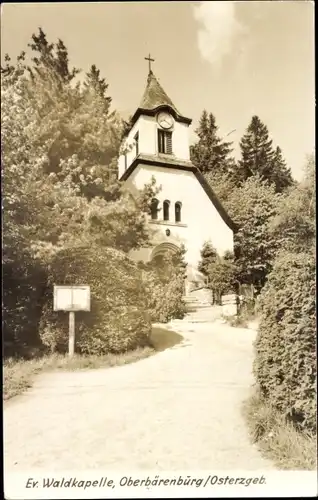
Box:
(53, 285), (91, 357)
(68, 311), (75, 357)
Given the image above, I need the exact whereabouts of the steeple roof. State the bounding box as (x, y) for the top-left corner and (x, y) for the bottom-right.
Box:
(130, 71), (192, 127)
(139, 70), (180, 114)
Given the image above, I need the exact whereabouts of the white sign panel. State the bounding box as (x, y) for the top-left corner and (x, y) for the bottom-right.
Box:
(53, 285), (91, 312)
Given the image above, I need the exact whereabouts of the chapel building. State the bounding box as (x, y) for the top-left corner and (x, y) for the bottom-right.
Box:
(118, 66), (235, 294)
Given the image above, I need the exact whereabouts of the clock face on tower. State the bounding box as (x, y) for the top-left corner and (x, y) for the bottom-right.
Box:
(157, 111), (174, 130)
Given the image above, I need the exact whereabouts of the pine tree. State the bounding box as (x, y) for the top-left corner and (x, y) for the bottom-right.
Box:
(28, 28), (80, 84)
(84, 64), (112, 113)
(237, 116), (293, 192)
(54, 38), (79, 83)
(191, 110), (234, 175)
(271, 146), (294, 193)
(1, 51), (26, 81)
(237, 115), (274, 180)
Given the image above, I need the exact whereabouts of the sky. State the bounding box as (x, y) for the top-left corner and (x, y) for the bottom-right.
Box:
(1, 1), (315, 180)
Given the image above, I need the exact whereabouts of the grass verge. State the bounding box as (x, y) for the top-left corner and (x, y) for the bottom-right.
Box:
(243, 388), (317, 470)
(3, 347), (154, 402)
(3, 326), (184, 402)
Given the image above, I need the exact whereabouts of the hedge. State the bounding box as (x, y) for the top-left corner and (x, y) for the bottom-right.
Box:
(39, 245), (152, 355)
(254, 251), (316, 433)
(3, 244), (47, 358)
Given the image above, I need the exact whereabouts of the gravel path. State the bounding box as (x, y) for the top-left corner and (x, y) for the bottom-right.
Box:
(4, 316), (275, 472)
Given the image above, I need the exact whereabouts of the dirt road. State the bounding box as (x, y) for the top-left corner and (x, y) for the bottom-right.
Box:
(4, 316), (274, 472)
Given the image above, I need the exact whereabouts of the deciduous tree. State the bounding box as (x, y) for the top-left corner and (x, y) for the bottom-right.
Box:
(268, 153), (315, 254)
(225, 175), (281, 292)
(1, 40), (157, 355)
(198, 241), (218, 276)
(207, 254), (238, 303)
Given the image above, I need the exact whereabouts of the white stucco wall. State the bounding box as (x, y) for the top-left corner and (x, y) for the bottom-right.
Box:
(118, 115), (190, 178)
(118, 120), (139, 179)
(169, 121), (190, 160)
(125, 164), (234, 269)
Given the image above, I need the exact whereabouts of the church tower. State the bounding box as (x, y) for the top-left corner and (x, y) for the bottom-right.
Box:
(118, 59), (235, 293)
(118, 68), (192, 178)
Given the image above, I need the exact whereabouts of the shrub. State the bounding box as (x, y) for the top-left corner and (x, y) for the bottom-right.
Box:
(143, 272), (186, 323)
(140, 249), (187, 323)
(39, 245), (152, 355)
(2, 243), (48, 358)
(254, 251), (316, 433)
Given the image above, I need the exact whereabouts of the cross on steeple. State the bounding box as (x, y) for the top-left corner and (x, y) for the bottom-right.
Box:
(144, 53), (155, 73)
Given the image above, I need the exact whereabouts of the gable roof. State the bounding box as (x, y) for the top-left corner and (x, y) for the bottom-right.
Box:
(130, 71), (192, 127)
(120, 154), (238, 233)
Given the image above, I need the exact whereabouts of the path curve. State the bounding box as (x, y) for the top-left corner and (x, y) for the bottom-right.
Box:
(4, 317), (275, 471)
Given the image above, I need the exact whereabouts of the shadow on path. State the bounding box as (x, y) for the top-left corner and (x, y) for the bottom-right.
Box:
(150, 326), (184, 352)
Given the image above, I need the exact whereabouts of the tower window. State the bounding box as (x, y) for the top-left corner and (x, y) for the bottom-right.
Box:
(150, 198), (159, 220)
(124, 153), (127, 171)
(134, 132), (139, 156)
(175, 202), (182, 223)
(158, 129), (172, 154)
(163, 200), (170, 221)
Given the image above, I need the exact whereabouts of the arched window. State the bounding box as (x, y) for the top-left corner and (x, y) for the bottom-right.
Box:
(150, 198), (159, 220)
(163, 200), (170, 221)
(175, 201), (182, 223)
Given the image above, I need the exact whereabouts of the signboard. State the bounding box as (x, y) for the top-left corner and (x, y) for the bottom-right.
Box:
(53, 285), (91, 312)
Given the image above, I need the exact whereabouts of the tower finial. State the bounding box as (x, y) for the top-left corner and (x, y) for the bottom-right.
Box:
(144, 53), (155, 74)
